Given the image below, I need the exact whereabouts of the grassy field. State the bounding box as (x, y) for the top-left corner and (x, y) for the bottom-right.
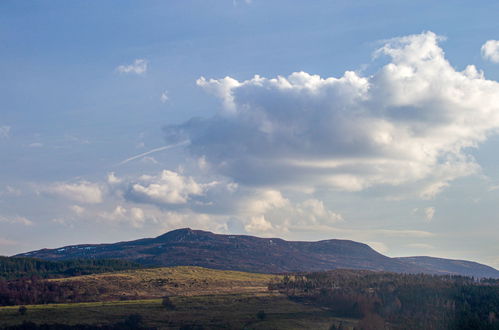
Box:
(0, 266), (359, 329)
(0, 293), (358, 329)
(50, 266), (278, 300)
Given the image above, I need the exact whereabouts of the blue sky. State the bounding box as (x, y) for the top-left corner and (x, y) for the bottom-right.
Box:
(2, 1), (499, 268)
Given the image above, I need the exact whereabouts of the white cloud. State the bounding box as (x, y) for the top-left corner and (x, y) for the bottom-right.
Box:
(70, 205), (85, 215)
(0, 215), (33, 226)
(140, 156), (159, 164)
(294, 199), (344, 224)
(107, 172), (122, 184)
(1, 186), (21, 197)
(413, 206), (436, 222)
(28, 142), (43, 148)
(367, 241), (389, 254)
(100, 205), (127, 221)
(116, 59), (148, 75)
(0, 126), (11, 139)
(166, 31), (499, 197)
(118, 141), (189, 166)
(98, 205), (150, 228)
(49, 181), (103, 204)
(127, 170), (205, 205)
(239, 189), (289, 215)
(424, 207), (435, 222)
(244, 215), (273, 234)
(160, 90), (169, 103)
(481, 40), (499, 63)
(130, 207), (146, 228)
(374, 229), (435, 238)
(406, 243), (434, 250)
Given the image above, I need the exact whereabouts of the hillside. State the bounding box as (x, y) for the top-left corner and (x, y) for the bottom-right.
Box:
(396, 256), (499, 279)
(16, 228), (499, 278)
(51, 266), (276, 300)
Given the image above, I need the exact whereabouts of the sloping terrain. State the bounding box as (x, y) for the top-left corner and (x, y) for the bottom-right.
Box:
(51, 266), (275, 300)
(16, 228), (499, 278)
(396, 256), (499, 278)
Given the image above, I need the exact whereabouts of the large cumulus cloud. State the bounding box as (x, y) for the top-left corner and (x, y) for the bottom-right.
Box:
(164, 32), (499, 196)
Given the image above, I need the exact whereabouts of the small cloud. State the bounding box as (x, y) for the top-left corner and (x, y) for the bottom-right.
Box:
(99, 205), (150, 228)
(240, 190), (288, 215)
(51, 218), (73, 227)
(48, 181), (103, 204)
(488, 184), (499, 191)
(245, 215), (273, 234)
(413, 207), (436, 222)
(141, 156), (159, 164)
(424, 207), (435, 222)
(127, 169), (204, 205)
(0, 215), (33, 226)
(481, 40), (499, 63)
(367, 241), (389, 254)
(28, 142), (43, 148)
(70, 205), (85, 215)
(374, 229), (435, 238)
(198, 156), (208, 171)
(406, 243), (434, 250)
(160, 90), (169, 103)
(1, 186), (21, 197)
(65, 134), (90, 145)
(130, 207), (146, 228)
(116, 59), (148, 75)
(107, 172), (122, 184)
(0, 126), (11, 139)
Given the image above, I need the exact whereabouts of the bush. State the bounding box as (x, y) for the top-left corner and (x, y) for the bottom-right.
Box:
(256, 310), (266, 320)
(162, 296), (176, 310)
(124, 314), (143, 328)
(18, 305), (27, 315)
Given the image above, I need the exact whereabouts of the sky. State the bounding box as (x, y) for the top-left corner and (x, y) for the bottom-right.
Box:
(2, 0), (499, 268)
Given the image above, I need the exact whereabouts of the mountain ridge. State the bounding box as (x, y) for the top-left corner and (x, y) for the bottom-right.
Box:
(15, 228), (499, 278)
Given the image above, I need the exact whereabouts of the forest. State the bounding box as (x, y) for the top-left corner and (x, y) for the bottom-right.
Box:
(0, 257), (141, 280)
(268, 270), (499, 329)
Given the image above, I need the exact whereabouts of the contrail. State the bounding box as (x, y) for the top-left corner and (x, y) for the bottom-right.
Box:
(118, 140), (190, 166)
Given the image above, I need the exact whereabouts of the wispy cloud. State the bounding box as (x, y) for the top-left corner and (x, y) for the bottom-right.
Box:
(118, 140), (189, 165)
(28, 142), (43, 148)
(116, 59), (148, 75)
(0, 126), (11, 139)
(0, 215), (33, 226)
(47, 181), (103, 204)
(160, 90), (169, 103)
(424, 207), (436, 222)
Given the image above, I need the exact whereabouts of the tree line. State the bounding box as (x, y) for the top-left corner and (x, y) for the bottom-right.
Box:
(268, 269), (499, 329)
(0, 257), (141, 280)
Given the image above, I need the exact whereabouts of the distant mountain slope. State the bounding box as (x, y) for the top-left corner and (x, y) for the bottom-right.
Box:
(15, 228), (499, 278)
(396, 256), (499, 278)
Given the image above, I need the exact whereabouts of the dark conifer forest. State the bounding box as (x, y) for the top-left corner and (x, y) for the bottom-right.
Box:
(268, 270), (499, 329)
(0, 257), (141, 280)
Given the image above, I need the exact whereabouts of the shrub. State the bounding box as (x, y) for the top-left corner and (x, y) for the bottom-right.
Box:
(18, 305), (27, 315)
(162, 296), (176, 310)
(256, 310), (266, 320)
